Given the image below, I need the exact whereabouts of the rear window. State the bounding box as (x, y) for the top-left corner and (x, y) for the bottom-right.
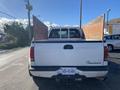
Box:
(49, 28), (84, 39)
(60, 29), (68, 38)
(49, 29), (60, 38)
(69, 29), (80, 38)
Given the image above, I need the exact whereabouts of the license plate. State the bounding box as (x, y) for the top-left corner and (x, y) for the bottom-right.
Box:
(58, 68), (76, 75)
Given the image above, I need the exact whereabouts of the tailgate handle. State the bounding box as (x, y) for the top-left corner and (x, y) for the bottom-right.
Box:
(64, 45), (73, 49)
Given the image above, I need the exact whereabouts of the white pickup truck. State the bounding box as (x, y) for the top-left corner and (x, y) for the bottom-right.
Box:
(29, 27), (108, 80)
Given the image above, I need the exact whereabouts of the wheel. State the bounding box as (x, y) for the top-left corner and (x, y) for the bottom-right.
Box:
(108, 45), (113, 52)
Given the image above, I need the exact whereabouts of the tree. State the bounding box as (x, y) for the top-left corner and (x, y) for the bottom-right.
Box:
(4, 22), (30, 47)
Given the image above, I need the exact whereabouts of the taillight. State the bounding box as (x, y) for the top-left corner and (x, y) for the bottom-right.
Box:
(104, 46), (109, 60)
(30, 47), (34, 61)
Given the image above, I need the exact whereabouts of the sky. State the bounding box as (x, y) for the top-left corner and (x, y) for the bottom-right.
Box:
(0, 0), (120, 26)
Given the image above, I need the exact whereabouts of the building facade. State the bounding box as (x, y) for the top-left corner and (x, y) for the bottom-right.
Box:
(107, 18), (120, 35)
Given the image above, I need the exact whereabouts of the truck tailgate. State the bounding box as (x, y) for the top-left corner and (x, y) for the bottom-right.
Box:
(33, 41), (104, 66)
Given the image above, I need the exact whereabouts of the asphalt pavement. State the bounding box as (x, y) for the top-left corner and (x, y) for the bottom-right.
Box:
(0, 48), (120, 90)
